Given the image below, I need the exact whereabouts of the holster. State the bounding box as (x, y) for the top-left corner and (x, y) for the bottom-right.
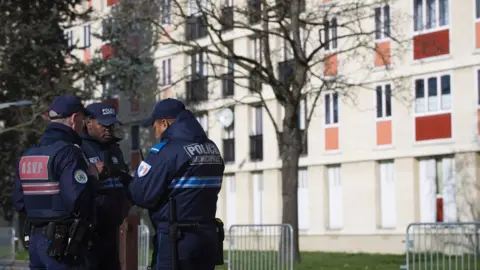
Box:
(23, 220), (31, 249)
(45, 222), (68, 260)
(214, 218), (225, 266)
(64, 218), (92, 258)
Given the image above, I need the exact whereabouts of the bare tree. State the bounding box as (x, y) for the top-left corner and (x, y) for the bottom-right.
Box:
(106, 0), (410, 262)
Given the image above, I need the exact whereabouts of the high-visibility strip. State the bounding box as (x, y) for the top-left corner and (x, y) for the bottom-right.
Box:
(100, 178), (124, 189)
(22, 182), (60, 195)
(169, 176), (222, 189)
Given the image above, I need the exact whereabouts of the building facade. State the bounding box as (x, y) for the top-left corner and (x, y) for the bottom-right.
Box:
(70, 0), (480, 253)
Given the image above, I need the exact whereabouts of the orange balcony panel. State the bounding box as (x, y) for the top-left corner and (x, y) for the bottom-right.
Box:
(413, 29), (449, 60)
(102, 44), (113, 60)
(107, 0), (119, 6)
(477, 109), (480, 135)
(88, 0), (92, 8)
(103, 98), (119, 112)
(84, 48), (91, 64)
(376, 120), (392, 146)
(325, 126), (339, 150)
(324, 53), (338, 77)
(476, 22), (480, 49)
(375, 41), (391, 67)
(130, 151), (141, 170)
(415, 113), (452, 141)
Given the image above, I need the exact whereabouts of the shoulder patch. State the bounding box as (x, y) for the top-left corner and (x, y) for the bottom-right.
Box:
(137, 161), (152, 177)
(150, 142), (167, 154)
(74, 169), (88, 184)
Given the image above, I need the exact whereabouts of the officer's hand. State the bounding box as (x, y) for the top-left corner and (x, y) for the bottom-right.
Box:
(87, 164), (100, 180)
(95, 162), (108, 180)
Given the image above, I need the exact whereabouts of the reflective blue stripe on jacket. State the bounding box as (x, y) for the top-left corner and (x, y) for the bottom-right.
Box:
(127, 110), (225, 231)
(81, 132), (130, 232)
(12, 123), (95, 223)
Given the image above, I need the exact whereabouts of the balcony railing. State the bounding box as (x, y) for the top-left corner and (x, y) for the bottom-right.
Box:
(223, 138), (235, 162)
(186, 76), (208, 102)
(185, 15), (207, 41)
(249, 134), (263, 161)
(275, 0), (305, 18)
(249, 68), (262, 93)
(278, 59), (295, 88)
(221, 6), (234, 31)
(222, 73), (234, 97)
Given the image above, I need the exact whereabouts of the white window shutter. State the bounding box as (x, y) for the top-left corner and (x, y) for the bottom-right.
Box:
(328, 166), (343, 229)
(380, 162), (396, 228)
(253, 173), (263, 225)
(297, 169), (309, 230)
(226, 175), (237, 229)
(420, 159), (437, 222)
(442, 157), (456, 222)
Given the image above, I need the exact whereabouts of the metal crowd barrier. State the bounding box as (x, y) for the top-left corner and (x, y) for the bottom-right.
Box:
(404, 222), (480, 270)
(227, 224), (294, 270)
(0, 227), (15, 269)
(137, 224), (150, 270)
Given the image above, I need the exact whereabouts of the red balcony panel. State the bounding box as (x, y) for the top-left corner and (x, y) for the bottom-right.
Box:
(107, 0), (119, 6)
(413, 29), (449, 60)
(415, 113), (452, 141)
(102, 44), (114, 60)
(103, 98), (119, 112)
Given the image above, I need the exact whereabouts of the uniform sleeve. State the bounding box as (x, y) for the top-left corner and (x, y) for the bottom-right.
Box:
(12, 159), (25, 213)
(54, 146), (95, 217)
(127, 152), (176, 209)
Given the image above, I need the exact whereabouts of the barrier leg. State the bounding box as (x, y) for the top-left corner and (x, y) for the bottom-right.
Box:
(119, 216), (140, 270)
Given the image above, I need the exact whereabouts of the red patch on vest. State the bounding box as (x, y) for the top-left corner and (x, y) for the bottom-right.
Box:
(19, 156), (49, 180)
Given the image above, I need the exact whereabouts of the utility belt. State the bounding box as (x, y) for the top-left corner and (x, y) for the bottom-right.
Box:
(24, 218), (93, 261)
(163, 197), (225, 269)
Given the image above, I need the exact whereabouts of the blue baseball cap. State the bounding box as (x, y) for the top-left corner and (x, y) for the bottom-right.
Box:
(143, 98), (186, 126)
(48, 94), (90, 118)
(86, 102), (122, 126)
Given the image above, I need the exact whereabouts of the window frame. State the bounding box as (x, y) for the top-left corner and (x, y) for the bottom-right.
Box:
(375, 83), (392, 120)
(374, 4), (391, 41)
(413, 0), (450, 34)
(250, 105), (263, 135)
(161, 0), (172, 24)
(321, 17), (338, 52)
(188, 50), (208, 78)
(160, 58), (172, 86)
(324, 92), (339, 127)
(83, 25), (91, 48)
(413, 72), (452, 116)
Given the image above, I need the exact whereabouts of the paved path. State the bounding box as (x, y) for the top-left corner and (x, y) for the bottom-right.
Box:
(5, 260), (28, 269)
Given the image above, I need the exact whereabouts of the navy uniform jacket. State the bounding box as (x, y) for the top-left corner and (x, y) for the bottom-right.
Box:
(81, 132), (130, 232)
(12, 123), (95, 224)
(127, 110), (225, 232)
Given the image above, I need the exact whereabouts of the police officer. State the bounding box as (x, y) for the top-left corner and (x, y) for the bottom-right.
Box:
(123, 98), (225, 270)
(12, 94), (98, 269)
(81, 102), (130, 270)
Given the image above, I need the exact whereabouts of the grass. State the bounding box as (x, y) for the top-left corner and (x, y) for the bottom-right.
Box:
(15, 249), (411, 269)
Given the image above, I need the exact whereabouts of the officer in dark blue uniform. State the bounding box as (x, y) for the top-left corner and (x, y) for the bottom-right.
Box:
(81, 102), (130, 270)
(12, 94), (98, 270)
(122, 98), (225, 270)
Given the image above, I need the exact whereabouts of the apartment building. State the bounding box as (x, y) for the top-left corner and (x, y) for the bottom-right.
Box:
(69, 0), (480, 253)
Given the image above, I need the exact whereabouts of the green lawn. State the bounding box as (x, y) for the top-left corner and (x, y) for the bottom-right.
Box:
(15, 249), (408, 269)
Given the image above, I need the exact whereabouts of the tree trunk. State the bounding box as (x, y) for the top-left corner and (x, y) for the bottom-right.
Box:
(279, 125), (302, 263)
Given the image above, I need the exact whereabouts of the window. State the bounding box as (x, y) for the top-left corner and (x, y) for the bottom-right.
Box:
(222, 107), (235, 162)
(84, 25), (91, 48)
(196, 112), (208, 133)
(413, 0), (449, 32)
(477, 0), (480, 19)
(251, 36), (263, 63)
(376, 84), (392, 118)
(252, 172), (264, 225)
(131, 125), (140, 150)
(188, 50), (208, 78)
(322, 17), (338, 51)
(414, 74), (451, 114)
(188, 0), (206, 16)
(160, 58), (172, 85)
(477, 69), (480, 106)
(65, 30), (73, 47)
(226, 174), (236, 228)
(327, 165), (343, 229)
(161, 0), (172, 24)
(250, 105), (263, 135)
(419, 157), (456, 222)
(325, 92), (339, 125)
(379, 161), (396, 228)
(375, 5), (390, 40)
(298, 98), (306, 130)
(298, 168), (309, 230)
(226, 41), (234, 73)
